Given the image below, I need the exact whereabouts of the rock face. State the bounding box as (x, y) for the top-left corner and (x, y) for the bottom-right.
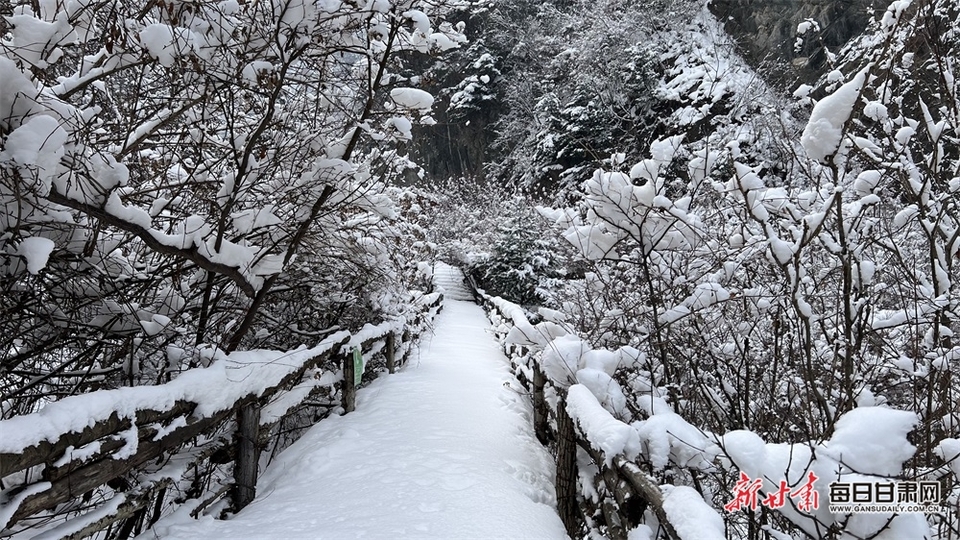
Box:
(709, 0), (878, 86)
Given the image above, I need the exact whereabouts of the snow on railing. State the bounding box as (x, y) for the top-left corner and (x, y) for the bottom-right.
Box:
(0, 338), (348, 462)
(0, 292), (443, 538)
(471, 285), (925, 540)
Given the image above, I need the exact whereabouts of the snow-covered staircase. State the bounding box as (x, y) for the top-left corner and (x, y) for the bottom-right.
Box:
(433, 261), (475, 302)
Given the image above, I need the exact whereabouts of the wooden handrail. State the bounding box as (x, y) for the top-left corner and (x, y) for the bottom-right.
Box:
(474, 288), (687, 540)
(0, 291), (444, 536)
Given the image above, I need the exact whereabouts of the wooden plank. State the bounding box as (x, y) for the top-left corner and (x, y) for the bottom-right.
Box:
(613, 457), (682, 540)
(256, 341), (346, 406)
(600, 497), (627, 540)
(400, 330), (412, 368)
(7, 407), (234, 524)
(576, 440), (646, 534)
(2, 342), (342, 481)
(568, 408), (681, 540)
(6, 341), (343, 521)
(0, 413), (126, 478)
(190, 484), (231, 519)
(58, 480), (171, 540)
(42, 429), (142, 482)
(1, 401), (198, 478)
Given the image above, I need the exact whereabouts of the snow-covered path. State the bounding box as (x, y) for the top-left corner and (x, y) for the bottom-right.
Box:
(152, 266), (567, 539)
(433, 262), (476, 301)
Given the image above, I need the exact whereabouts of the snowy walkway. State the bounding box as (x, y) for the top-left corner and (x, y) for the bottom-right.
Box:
(151, 264), (567, 539)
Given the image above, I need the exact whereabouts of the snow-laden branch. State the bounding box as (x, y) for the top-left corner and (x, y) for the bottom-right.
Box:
(480, 287), (931, 539)
(46, 187), (261, 298)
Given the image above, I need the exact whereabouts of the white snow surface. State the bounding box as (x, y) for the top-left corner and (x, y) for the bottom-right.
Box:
(719, 406), (926, 538)
(0, 336), (349, 456)
(566, 383), (640, 463)
(661, 486), (726, 540)
(937, 438), (960, 478)
(390, 87), (434, 111)
(0, 114), (67, 190)
(823, 406), (917, 476)
(150, 297), (567, 539)
(16, 236), (55, 274)
(800, 69), (867, 162)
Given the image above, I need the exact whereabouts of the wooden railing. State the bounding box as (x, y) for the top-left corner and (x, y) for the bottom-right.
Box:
(0, 292), (443, 539)
(467, 282), (683, 540)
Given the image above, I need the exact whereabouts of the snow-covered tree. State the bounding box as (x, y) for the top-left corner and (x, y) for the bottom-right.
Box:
(1, 0), (464, 413)
(525, 1), (960, 537)
(467, 197), (569, 305)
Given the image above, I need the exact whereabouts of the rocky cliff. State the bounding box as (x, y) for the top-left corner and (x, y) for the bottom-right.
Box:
(708, 0), (879, 86)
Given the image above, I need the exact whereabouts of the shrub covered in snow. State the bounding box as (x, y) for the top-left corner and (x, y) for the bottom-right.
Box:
(0, 0), (463, 432)
(477, 0), (960, 538)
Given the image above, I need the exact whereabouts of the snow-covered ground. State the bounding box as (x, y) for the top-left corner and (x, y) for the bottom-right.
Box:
(149, 268), (567, 539)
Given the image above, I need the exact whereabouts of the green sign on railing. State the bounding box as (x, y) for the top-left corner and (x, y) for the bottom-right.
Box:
(353, 347), (364, 387)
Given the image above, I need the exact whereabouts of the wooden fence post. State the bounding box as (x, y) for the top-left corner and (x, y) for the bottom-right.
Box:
(386, 331), (396, 374)
(401, 329), (411, 367)
(532, 364), (550, 445)
(556, 395), (580, 537)
(232, 396), (260, 511)
(342, 350), (357, 413)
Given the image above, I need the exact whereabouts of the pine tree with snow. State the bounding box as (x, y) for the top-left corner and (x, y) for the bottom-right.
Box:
(469, 200), (563, 305)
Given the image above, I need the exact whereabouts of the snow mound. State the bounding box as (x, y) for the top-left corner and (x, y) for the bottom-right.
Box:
(390, 87), (434, 111)
(0, 114), (67, 191)
(566, 383), (640, 462)
(17, 237), (56, 274)
(824, 406), (917, 476)
(541, 334), (589, 387)
(661, 485), (726, 540)
(800, 68), (867, 162)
